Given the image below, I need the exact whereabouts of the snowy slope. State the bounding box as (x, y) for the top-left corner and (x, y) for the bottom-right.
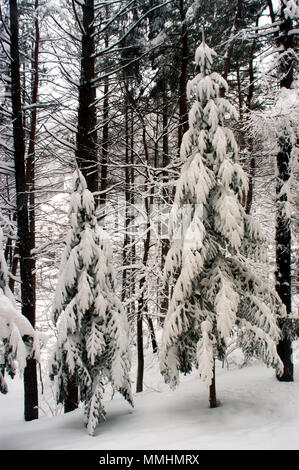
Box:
(1, 357), (299, 450)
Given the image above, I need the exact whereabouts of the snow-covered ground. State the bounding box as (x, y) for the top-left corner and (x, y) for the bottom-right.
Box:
(1, 354), (299, 450)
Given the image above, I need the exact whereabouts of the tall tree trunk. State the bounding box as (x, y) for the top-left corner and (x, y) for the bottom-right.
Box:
(9, 0), (38, 421)
(76, 0), (98, 196)
(160, 92), (170, 323)
(177, 0), (189, 152)
(136, 227), (150, 393)
(245, 149), (255, 215)
(147, 315), (158, 354)
(275, 1), (294, 382)
(99, 4), (109, 210)
(209, 361), (217, 408)
(99, 78), (109, 209)
(24, 0), (40, 420)
(244, 16), (259, 215)
(130, 106), (136, 320)
(122, 94), (131, 305)
(135, 130), (150, 393)
(276, 135), (293, 382)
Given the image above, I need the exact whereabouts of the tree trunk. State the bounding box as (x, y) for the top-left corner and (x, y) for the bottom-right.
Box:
(209, 361), (217, 408)
(177, 0), (189, 152)
(147, 315), (158, 354)
(160, 92), (170, 324)
(9, 0), (38, 421)
(276, 134), (293, 381)
(130, 106), (136, 319)
(136, 201), (150, 393)
(8, 241), (18, 293)
(122, 95), (130, 304)
(275, 1), (294, 382)
(99, 5), (109, 210)
(99, 78), (109, 209)
(245, 150), (255, 215)
(245, 20), (258, 215)
(76, 0), (98, 197)
(64, 377), (79, 413)
(136, 306), (144, 393)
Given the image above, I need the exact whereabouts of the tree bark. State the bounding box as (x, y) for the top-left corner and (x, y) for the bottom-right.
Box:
(209, 361), (217, 408)
(122, 94), (131, 305)
(147, 315), (158, 354)
(9, 0), (38, 421)
(275, 1), (294, 382)
(99, 78), (109, 209)
(177, 0), (189, 152)
(75, 0), (98, 197)
(160, 92), (170, 323)
(64, 376), (79, 413)
(244, 17), (259, 215)
(99, 4), (109, 210)
(276, 133), (293, 381)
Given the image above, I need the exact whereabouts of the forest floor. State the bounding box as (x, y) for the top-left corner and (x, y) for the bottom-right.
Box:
(1, 342), (299, 450)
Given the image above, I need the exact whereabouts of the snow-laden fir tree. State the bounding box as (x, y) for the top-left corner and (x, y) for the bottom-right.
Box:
(160, 37), (286, 407)
(0, 227), (38, 394)
(49, 171), (133, 435)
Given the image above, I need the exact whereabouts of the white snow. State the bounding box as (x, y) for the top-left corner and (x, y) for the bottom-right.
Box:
(1, 356), (299, 450)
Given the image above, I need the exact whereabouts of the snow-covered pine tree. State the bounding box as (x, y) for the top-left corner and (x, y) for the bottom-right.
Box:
(0, 227), (38, 394)
(160, 37), (286, 407)
(49, 170), (133, 436)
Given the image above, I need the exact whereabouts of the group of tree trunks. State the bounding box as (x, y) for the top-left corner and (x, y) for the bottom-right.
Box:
(6, 0), (295, 420)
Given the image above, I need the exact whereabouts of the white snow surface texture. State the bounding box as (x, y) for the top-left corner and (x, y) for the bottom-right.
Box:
(0, 357), (298, 450)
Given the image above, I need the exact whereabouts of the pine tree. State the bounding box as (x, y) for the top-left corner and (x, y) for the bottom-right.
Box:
(49, 170), (133, 436)
(160, 37), (286, 407)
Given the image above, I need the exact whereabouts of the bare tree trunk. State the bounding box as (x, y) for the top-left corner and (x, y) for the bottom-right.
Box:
(160, 92), (170, 323)
(130, 106), (136, 319)
(274, 1), (294, 382)
(99, 78), (109, 209)
(122, 94), (130, 304)
(136, 130), (150, 392)
(75, 0), (98, 197)
(177, 0), (189, 152)
(244, 17), (259, 214)
(9, 0), (38, 421)
(64, 376), (79, 413)
(99, 4), (109, 210)
(245, 150), (255, 215)
(146, 315), (158, 354)
(209, 361), (217, 408)
(136, 225), (150, 393)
